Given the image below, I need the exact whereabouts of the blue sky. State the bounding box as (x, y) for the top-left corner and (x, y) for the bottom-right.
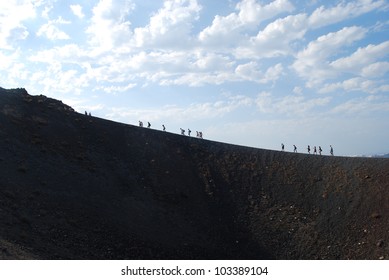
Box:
(1, 0), (388, 156)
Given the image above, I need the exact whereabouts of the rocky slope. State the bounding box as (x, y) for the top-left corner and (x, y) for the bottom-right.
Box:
(0, 87), (388, 259)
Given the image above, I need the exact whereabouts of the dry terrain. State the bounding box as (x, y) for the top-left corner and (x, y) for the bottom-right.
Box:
(1, 87), (388, 259)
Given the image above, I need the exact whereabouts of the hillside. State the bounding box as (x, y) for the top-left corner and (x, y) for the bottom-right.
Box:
(0, 87), (388, 260)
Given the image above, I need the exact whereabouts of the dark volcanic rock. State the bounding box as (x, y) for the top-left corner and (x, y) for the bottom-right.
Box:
(1, 87), (389, 260)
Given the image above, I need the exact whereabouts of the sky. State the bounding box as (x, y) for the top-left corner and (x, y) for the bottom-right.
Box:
(0, 0), (388, 156)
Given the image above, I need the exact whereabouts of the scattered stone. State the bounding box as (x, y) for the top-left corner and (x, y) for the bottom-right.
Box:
(376, 240), (384, 247)
(371, 213), (382, 219)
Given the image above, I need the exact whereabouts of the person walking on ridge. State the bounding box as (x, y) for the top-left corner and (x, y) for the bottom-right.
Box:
(293, 145), (297, 153)
(147, 122), (151, 128)
(319, 146), (322, 155)
(307, 145), (311, 154)
(314, 146), (317, 155)
(330, 145), (334, 156)
(162, 124), (166, 131)
(281, 143), (285, 151)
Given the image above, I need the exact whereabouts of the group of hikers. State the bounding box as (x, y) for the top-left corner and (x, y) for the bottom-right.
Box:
(281, 143), (334, 156)
(180, 128), (203, 138)
(85, 114), (336, 155)
(139, 121), (203, 139)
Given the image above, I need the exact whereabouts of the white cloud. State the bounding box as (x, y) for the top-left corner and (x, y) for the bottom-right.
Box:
(330, 41), (389, 74)
(159, 71), (235, 87)
(292, 26), (367, 87)
(133, 0), (201, 49)
(293, 86), (303, 95)
(235, 62), (259, 82)
(103, 50), (193, 82)
(191, 52), (234, 72)
(263, 63), (284, 83)
(255, 92), (273, 113)
(29, 44), (86, 64)
(26, 0), (386, 93)
(27, 43), (99, 94)
(99, 50), (236, 87)
(237, 0), (294, 24)
(0, 0), (38, 49)
(361, 62), (389, 78)
(70, 4), (85, 19)
(331, 95), (389, 115)
(105, 93), (253, 124)
(30, 67), (80, 94)
(308, 0), (385, 28)
(236, 13), (308, 58)
(98, 83), (137, 94)
(199, 0), (294, 46)
(320, 77), (382, 94)
(235, 62), (283, 83)
(234, 0), (385, 60)
(255, 92), (331, 116)
(87, 0), (135, 52)
(37, 17), (71, 40)
(41, 5), (52, 19)
(307, 40), (389, 93)
(0, 50), (19, 70)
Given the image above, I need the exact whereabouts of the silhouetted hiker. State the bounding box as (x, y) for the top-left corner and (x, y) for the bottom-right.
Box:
(147, 122), (151, 128)
(319, 146), (322, 155)
(281, 143), (285, 151)
(139, 121), (143, 127)
(307, 145), (311, 154)
(330, 145), (334, 156)
(180, 128), (185, 135)
(188, 129), (191, 136)
(85, 111), (88, 116)
(314, 146), (317, 155)
(199, 131), (203, 139)
(196, 131), (199, 137)
(162, 124), (166, 131)
(293, 145), (297, 153)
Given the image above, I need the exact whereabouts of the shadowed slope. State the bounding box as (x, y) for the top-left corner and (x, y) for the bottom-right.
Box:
(1, 88), (388, 259)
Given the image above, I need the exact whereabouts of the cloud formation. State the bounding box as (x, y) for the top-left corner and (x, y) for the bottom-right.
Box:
(0, 0), (388, 155)
(70, 4), (85, 19)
